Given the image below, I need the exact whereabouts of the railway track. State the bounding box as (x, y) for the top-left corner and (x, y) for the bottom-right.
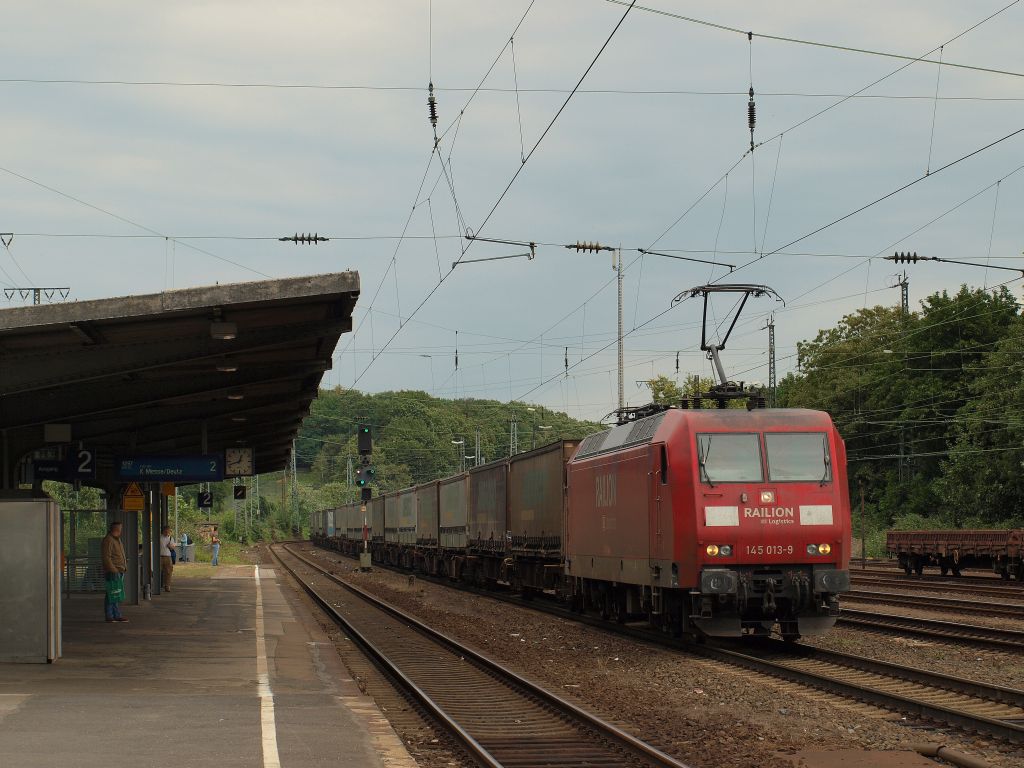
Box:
(854, 564), (1013, 584)
(841, 589), (1024, 619)
(837, 609), (1024, 651)
(302, 543), (1024, 745)
(702, 640), (1024, 744)
(851, 574), (1024, 599)
(272, 543), (691, 768)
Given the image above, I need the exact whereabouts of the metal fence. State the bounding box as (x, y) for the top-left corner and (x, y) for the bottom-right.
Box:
(63, 509), (108, 595)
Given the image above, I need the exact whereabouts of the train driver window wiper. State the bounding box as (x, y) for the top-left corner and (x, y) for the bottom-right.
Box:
(698, 437), (715, 487)
(820, 435), (832, 486)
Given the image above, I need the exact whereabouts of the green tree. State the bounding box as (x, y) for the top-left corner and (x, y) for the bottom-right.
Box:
(648, 375), (683, 405)
(783, 285), (1019, 529)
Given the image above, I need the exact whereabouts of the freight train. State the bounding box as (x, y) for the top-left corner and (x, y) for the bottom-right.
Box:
(887, 529), (1023, 579)
(312, 407), (852, 640)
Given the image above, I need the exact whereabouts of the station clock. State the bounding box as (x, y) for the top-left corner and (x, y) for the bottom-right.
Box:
(225, 447), (254, 477)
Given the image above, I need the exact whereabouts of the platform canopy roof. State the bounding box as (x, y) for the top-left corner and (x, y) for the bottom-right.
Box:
(0, 272), (359, 481)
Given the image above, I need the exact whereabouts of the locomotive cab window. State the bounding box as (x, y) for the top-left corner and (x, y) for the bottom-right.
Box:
(696, 433), (763, 484)
(765, 432), (832, 483)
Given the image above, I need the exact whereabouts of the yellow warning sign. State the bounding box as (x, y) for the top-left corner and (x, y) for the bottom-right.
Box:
(160, 482), (176, 497)
(122, 482), (145, 512)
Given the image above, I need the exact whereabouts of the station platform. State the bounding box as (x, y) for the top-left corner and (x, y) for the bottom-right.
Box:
(0, 565), (417, 768)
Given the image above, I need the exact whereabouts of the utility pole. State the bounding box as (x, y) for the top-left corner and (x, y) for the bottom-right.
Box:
(897, 271), (909, 315)
(898, 428), (905, 484)
(765, 314), (777, 407)
(859, 477), (866, 569)
(510, 414), (518, 456)
(290, 440), (298, 534)
(475, 429), (481, 467)
(616, 246), (624, 412)
(567, 241), (624, 413)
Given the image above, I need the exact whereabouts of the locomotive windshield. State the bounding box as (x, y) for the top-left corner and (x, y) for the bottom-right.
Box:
(765, 432), (832, 482)
(696, 433), (763, 483)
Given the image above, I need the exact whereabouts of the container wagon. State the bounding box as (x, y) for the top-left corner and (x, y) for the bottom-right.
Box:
(416, 481), (440, 573)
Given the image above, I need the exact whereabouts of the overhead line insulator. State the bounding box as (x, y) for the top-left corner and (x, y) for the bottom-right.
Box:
(567, 241), (614, 253)
(428, 81), (439, 134)
(279, 233), (329, 244)
(890, 251), (921, 264)
(747, 87), (756, 153)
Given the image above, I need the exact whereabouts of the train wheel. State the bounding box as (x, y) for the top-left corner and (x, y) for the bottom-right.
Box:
(1001, 569), (1011, 581)
(940, 565), (949, 576)
(780, 621), (800, 643)
(612, 593), (628, 625)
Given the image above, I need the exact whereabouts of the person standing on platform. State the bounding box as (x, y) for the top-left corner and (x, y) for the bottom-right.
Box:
(159, 526), (176, 592)
(101, 521), (128, 623)
(211, 527), (220, 566)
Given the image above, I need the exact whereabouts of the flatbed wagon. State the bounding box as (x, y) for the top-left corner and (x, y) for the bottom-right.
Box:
(886, 529), (1024, 580)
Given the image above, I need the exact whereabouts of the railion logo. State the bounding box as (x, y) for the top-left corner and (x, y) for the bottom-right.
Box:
(744, 507), (795, 525)
(595, 474), (617, 508)
(744, 507), (794, 518)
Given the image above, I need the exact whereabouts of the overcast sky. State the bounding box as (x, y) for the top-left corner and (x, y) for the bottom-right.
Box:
(2, 1), (1022, 422)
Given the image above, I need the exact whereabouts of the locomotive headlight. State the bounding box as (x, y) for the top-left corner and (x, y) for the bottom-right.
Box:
(806, 544), (819, 555)
(719, 544), (732, 557)
(706, 544), (720, 556)
(818, 543), (832, 555)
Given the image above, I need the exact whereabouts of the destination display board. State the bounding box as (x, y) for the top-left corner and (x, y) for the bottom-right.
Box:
(32, 448), (96, 482)
(118, 454), (224, 483)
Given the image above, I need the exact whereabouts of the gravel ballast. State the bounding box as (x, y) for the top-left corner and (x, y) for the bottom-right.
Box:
(299, 545), (1024, 768)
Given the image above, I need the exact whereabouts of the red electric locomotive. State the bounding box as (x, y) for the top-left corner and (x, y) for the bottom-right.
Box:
(566, 284), (850, 639)
(566, 407), (851, 640)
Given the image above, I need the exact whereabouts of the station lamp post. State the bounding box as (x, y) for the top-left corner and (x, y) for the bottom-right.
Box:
(419, 354), (435, 394)
(533, 424), (552, 449)
(452, 438), (465, 472)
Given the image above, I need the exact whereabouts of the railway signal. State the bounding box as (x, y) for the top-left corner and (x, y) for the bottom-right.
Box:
(358, 424), (372, 455)
(355, 464), (375, 487)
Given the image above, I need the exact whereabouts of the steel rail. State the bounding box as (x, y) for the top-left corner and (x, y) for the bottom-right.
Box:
(850, 574), (1024, 599)
(855, 565), (1014, 584)
(838, 609), (1024, 651)
(270, 545), (505, 768)
(274, 543), (693, 768)
(772, 642), (1024, 708)
(842, 589), (1024, 618)
(690, 642), (1024, 744)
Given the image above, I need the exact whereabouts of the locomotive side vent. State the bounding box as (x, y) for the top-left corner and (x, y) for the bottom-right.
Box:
(576, 412), (667, 459)
(576, 432), (609, 458)
(627, 411), (666, 443)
